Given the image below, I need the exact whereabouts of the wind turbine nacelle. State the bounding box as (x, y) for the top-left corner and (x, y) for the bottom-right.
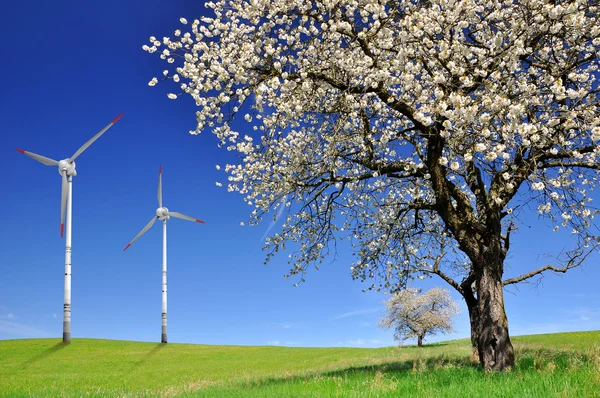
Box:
(58, 159), (77, 177)
(156, 207), (170, 220)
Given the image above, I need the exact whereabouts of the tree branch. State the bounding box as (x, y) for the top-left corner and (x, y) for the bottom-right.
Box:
(465, 160), (489, 215)
(420, 250), (464, 296)
(501, 222), (515, 255)
(503, 244), (597, 286)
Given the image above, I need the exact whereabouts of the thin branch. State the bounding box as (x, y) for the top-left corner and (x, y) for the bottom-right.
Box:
(420, 249), (464, 296)
(503, 243), (597, 286)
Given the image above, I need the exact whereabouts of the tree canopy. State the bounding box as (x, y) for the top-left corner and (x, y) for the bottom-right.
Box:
(380, 287), (460, 346)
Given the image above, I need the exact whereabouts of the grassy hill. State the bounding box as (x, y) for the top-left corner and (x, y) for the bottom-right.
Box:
(1, 331), (599, 397)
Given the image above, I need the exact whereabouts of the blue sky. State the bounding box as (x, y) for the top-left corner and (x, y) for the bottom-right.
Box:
(1, 0), (599, 348)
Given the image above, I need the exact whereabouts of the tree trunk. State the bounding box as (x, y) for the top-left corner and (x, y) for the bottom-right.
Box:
(461, 280), (480, 360)
(417, 335), (423, 347)
(466, 299), (480, 360)
(476, 256), (514, 371)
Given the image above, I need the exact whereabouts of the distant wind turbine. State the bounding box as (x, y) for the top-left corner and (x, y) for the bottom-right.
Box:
(123, 166), (204, 343)
(17, 113), (124, 343)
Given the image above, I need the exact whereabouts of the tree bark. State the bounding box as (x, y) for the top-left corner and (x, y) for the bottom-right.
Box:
(460, 279), (480, 360)
(465, 297), (480, 360)
(417, 334), (423, 347)
(476, 255), (514, 371)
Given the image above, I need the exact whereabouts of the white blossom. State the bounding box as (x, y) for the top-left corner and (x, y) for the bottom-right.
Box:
(475, 143), (486, 152)
(532, 182), (545, 191)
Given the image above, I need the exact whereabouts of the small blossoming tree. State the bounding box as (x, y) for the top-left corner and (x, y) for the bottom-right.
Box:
(380, 287), (460, 347)
(145, 0), (600, 370)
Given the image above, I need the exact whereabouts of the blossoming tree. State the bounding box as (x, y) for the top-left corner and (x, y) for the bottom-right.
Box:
(380, 287), (460, 347)
(145, 0), (600, 370)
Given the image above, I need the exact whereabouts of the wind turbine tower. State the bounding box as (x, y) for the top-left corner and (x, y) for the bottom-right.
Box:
(17, 113), (124, 343)
(124, 166), (204, 343)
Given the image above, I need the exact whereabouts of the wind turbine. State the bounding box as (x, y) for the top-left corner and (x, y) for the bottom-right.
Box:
(16, 113), (124, 343)
(123, 166), (204, 343)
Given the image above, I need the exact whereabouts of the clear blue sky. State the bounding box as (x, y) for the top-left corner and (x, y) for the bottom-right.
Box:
(1, 0), (599, 348)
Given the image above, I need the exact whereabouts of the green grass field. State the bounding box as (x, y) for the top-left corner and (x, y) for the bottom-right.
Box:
(1, 331), (599, 397)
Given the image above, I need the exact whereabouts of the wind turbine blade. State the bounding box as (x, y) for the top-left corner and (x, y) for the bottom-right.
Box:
(71, 113), (124, 160)
(60, 171), (68, 237)
(158, 165), (163, 208)
(168, 211), (205, 224)
(16, 149), (58, 166)
(123, 216), (157, 251)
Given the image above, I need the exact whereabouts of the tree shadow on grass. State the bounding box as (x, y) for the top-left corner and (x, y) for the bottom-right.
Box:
(515, 347), (592, 371)
(21, 341), (69, 368)
(239, 355), (478, 390)
(130, 343), (166, 371)
(411, 342), (449, 348)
